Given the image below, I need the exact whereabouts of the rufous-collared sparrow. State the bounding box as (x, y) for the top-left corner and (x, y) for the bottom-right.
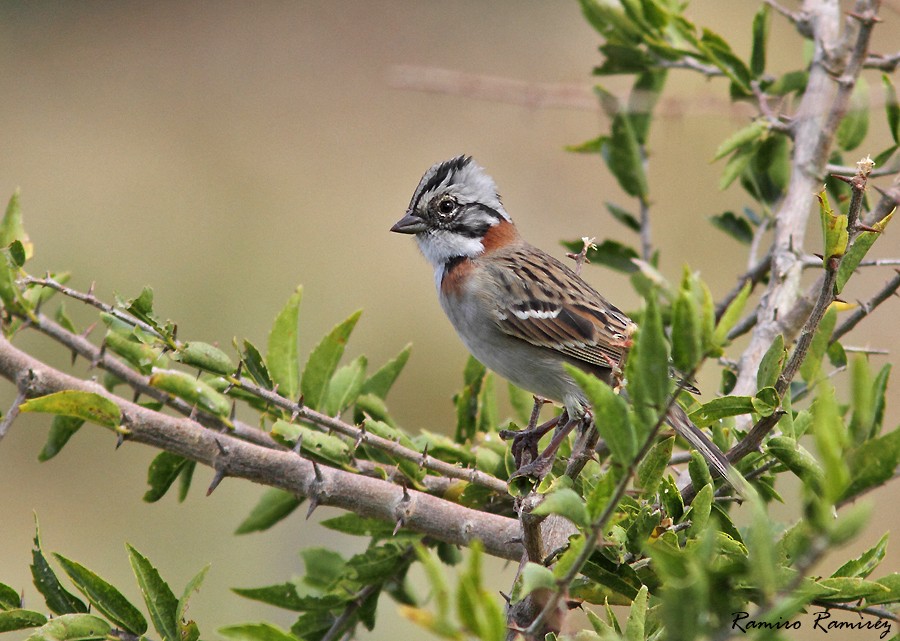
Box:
(391, 155), (730, 479)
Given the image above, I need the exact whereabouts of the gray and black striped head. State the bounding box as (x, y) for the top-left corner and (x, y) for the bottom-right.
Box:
(391, 156), (511, 267)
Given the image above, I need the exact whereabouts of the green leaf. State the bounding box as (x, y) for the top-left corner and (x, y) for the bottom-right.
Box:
(20, 391), (121, 429)
(750, 4), (769, 76)
(841, 426), (900, 501)
(231, 584), (309, 612)
(271, 421), (352, 468)
(800, 306), (837, 384)
(104, 330), (162, 375)
(636, 436), (673, 492)
(240, 340), (273, 389)
(360, 344), (411, 399)
(321, 355), (367, 417)
(173, 341), (235, 376)
(837, 208), (893, 294)
(300, 548), (346, 590)
(38, 415), (85, 462)
(867, 573), (900, 605)
(31, 522), (87, 616)
(624, 585), (648, 641)
(562, 238), (640, 274)
(0, 190), (34, 261)
(698, 27), (752, 94)
(532, 488), (590, 529)
(709, 211), (753, 244)
(629, 70), (667, 145)
(671, 278), (702, 372)
(815, 577), (889, 602)
(143, 451), (190, 503)
(811, 382), (849, 503)
(817, 190), (849, 262)
(832, 532), (888, 579)
(176, 564), (208, 629)
(149, 369), (230, 418)
(713, 281), (751, 347)
(25, 613), (111, 640)
(300, 310), (362, 411)
(567, 367), (635, 464)
(757, 334), (786, 389)
(235, 488), (302, 534)
(604, 112), (648, 201)
(518, 563), (556, 599)
(0, 609), (47, 633)
(219, 623), (299, 641)
(266, 287), (303, 400)
(126, 544), (179, 641)
(718, 141), (758, 190)
(0, 583), (19, 610)
(836, 76), (869, 151)
(767, 436), (824, 490)
(884, 74), (899, 144)
(477, 372), (497, 432)
(454, 356), (485, 442)
(53, 554), (147, 635)
(689, 395), (754, 428)
(606, 202), (641, 232)
(320, 514), (403, 538)
(687, 483), (713, 536)
(713, 120), (768, 161)
(627, 295), (668, 427)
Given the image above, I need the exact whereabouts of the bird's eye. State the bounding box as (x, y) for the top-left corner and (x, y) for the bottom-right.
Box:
(437, 197), (457, 215)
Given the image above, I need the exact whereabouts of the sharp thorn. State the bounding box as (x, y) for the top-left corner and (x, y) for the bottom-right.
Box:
(312, 459), (324, 481)
(392, 518), (404, 536)
(115, 433), (125, 449)
(132, 389), (141, 403)
(206, 469), (226, 496)
(87, 281), (95, 297)
(229, 400), (236, 422)
(293, 433), (304, 454)
(306, 497), (319, 519)
(214, 438), (228, 456)
(189, 405), (198, 421)
(830, 173), (854, 184)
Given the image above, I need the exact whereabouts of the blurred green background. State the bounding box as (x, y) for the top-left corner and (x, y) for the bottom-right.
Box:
(0, 2), (898, 638)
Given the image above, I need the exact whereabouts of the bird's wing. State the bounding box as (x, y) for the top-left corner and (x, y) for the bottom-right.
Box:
(484, 245), (636, 371)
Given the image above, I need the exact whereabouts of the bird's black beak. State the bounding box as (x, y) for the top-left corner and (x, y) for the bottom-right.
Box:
(390, 212), (427, 234)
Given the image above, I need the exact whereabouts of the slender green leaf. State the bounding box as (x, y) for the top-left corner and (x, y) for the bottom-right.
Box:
(38, 416), (85, 462)
(532, 488), (590, 529)
(31, 522), (87, 616)
(0, 190), (33, 260)
(767, 436), (824, 490)
(104, 330), (161, 375)
(689, 395), (753, 427)
(20, 392), (120, 429)
(126, 544), (179, 641)
(713, 120), (767, 161)
(300, 310), (362, 411)
(842, 426), (900, 501)
(507, 383), (534, 425)
(219, 623), (299, 641)
(25, 613), (111, 640)
(321, 355), (367, 417)
(627, 296), (668, 427)
(713, 281), (751, 347)
(0, 609), (46, 633)
(757, 334), (786, 389)
(231, 584), (308, 612)
(709, 211), (753, 244)
(518, 563), (556, 599)
(636, 436), (673, 491)
(143, 451), (190, 503)
(671, 279), (702, 372)
(817, 190), (849, 262)
(837, 208), (893, 294)
(799, 306), (837, 384)
(267, 287), (303, 400)
(836, 77), (869, 151)
(750, 4), (769, 76)
(0, 583), (19, 610)
(360, 343), (411, 399)
(867, 573), (900, 605)
(606, 202), (641, 232)
(240, 339), (273, 389)
(53, 554), (147, 635)
(235, 488), (302, 534)
(884, 74), (899, 144)
(812, 383), (849, 503)
(604, 113), (648, 200)
(176, 564), (208, 628)
(832, 532), (888, 579)
(624, 585), (648, 641)
(173, 341), (234, 376)
(149, 369), (230, 418)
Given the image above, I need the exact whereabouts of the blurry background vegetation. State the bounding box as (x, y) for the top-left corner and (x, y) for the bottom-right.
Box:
(0, 2), (897, 638)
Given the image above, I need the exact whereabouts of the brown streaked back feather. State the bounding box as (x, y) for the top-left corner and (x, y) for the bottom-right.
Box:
(478, 241), (636, 371)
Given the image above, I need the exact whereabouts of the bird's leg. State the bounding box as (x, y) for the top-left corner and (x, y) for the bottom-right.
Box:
(500, 413), (562, 468)
(564, 414), (599, 480)
(511, 412), (587, 480)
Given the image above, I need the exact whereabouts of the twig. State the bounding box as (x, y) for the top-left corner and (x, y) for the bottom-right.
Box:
(810, 600), (900, 623)
(830, 270), (900, 344)
(0, 389), (26, 443)
(715, 252), (772, 322)
(863, 50), (900, 71)
(0, 332), (526, 561)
